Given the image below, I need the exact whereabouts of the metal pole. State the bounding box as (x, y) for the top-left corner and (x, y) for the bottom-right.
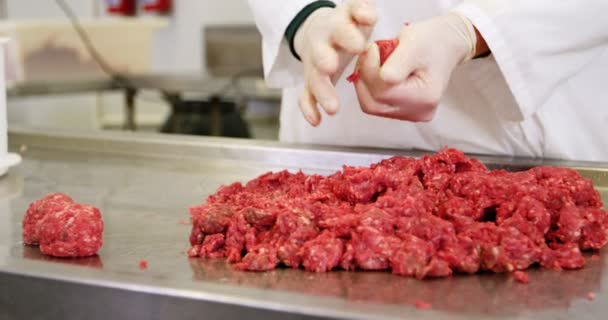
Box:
(92, 0), (100, 17)
(209, 96), (222, 136)
(0, 0), (8, 20)
(123, 87), (137, 131)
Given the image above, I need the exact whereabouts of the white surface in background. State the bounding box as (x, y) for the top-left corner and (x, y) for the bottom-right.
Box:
(152, 0), (254, 74)
(0, 38), (21, 175)
(7, 0), (94, 19)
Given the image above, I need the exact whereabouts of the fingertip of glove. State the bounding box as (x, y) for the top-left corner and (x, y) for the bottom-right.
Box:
(354, 12), (377, 26)
(379, 68), (401, 84)
(325, 104), (339, 115)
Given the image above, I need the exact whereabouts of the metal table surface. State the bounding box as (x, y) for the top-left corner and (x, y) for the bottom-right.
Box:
(1, 127), (607, 320)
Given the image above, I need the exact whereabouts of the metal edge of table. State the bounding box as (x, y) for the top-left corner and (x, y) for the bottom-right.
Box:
(5, 75), (282, 101)
(6, 78), (119, 96)
(7, 125), (608, 177)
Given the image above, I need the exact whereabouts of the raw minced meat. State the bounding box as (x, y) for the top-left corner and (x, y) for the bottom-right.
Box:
(23, 194), (104, 258)
(22, 193), (73, 245)
(347, 39), (399, 83)
(37, 203), (104, 257)
(188, 148), (608, 278)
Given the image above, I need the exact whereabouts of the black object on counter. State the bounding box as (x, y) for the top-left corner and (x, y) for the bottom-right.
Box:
(160, 96), (250, 138)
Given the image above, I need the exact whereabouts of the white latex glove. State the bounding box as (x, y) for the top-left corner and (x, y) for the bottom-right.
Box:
(294, 0), (377, 126)
(354, 13), (477, 121)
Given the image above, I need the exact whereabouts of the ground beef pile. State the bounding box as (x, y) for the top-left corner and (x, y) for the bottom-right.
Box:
(22, 193), (104, 257)
(188, 148), (608, 278)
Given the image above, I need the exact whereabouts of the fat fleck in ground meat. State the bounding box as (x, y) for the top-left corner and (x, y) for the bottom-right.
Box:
(188, 148), (608, 278)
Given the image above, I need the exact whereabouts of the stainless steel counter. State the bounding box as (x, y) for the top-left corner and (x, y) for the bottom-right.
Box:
(1, 127), (607, 320)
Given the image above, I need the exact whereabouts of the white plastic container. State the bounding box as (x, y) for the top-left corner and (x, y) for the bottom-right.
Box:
(0, 38), (21, 176)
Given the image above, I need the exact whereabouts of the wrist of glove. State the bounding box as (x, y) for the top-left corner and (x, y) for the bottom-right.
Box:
(287, 1), (336, 61)
(352, 12), (478, 122)
(446, 12), (478, 64)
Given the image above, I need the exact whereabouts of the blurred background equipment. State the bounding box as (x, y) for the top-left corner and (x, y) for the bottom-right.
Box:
(157, 24), (266, 138)
(105, 0), (136, 16)
(3, 0), (280, 140)
(204, 25), (263, 78)
(160, 97), (250, 138)
(141, 0), (171, 14)
(0, 16), (163, 82)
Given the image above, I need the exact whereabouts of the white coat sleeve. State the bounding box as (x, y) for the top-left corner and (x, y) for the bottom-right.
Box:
(247, 0), (337, 88)
(453, 0), (608, 119)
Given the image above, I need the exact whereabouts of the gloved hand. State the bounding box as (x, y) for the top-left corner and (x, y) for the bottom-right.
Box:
(294, 0), (377, 126)
(353, 13), (478, 121)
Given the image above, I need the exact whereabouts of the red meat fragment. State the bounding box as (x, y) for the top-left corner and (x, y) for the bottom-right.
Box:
(242, 207), (277, 229)
(199, 234), (226, 258)
(437, 234), (481, 274)
(513, 271), (529, 284)
(299, 231), (344, 272)
(187, 148), (608, 279)
(22, 193), (73, 245)
(540, 243), (586, 270)
(352, 227), (401, 270)
(139, 259), (148, 269)
(415, 299), (432, 309)
(483, 227), (540, 273)
(551, 202), (586, 244)
(587, 292), (596, 301)
(235, 244), (278, 271)
(187, 246), (200, 257)
(346, 71), (360, 83)
(346, 39), (399, 83)
(375, 39), (399, 66)
(190, 204), (234, 239)
(37, 203), (104, 258)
